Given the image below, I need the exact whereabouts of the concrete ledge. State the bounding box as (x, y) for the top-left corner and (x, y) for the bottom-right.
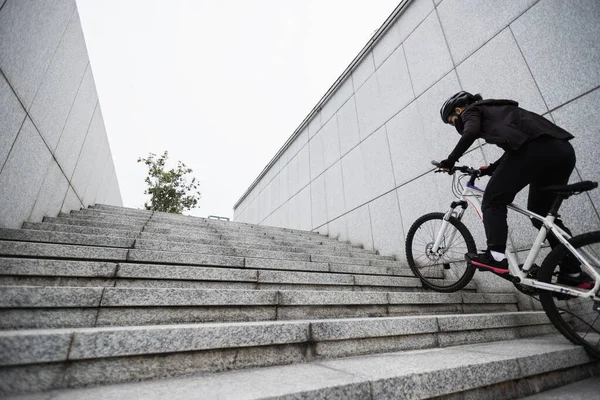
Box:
(22, 222), (140, 238)
(0, 241), (128, 261)
(258, 270), (354, 286)
(0, 229), (134, 248)
(279, 290), (388, 305)
(311, 254), (371, 266)
(43, 217), (145, 231)
(0, 312), (552, 367)
(62, 212), (150, 224)
(0, 286), (103, 308)
(101, 288), (278, 307)
(69, 321), (310, 359)
(0, 258), (117, 277)
(0, 309), (100, 330)
(245, 258), (329, 273)
(126, 250), (244, 267)
(354, 275), (421, 287)
(1, 335), (591, 398)
(0, 330), (73, 366)
(116, 263), (257, 282)
(90, 205), (153, 215)
(0, 286), (519, 310)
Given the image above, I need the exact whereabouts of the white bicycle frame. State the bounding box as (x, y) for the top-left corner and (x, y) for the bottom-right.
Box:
(431, 179), (600, 301)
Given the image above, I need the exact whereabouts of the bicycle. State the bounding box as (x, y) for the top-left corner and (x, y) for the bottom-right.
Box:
(405, 161), (600, 357)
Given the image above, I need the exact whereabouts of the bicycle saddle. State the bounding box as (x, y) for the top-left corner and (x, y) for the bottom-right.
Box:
(542, 181), (598, 195)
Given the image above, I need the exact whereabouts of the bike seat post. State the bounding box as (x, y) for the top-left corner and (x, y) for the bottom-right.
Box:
(548, 195), (566, 217)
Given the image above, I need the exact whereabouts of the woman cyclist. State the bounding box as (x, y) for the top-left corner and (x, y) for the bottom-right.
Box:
(437, 91), (593, 289)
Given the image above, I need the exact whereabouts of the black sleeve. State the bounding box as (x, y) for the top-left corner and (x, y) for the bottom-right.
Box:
(447, 107), (481, 162)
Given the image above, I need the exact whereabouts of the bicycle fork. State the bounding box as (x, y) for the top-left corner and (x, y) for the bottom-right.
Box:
(431, 206), (465, 254)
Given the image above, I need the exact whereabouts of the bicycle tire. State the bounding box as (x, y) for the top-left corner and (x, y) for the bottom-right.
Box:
(405, 212), (477, 292)
(538, 231), (600, 358)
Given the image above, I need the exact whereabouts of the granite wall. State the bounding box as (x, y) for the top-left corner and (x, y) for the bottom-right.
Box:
(0, 0), (122, 229)
(234, 0), (600, 283)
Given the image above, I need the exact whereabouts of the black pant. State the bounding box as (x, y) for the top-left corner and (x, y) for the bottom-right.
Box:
(482, 136), (576, 257)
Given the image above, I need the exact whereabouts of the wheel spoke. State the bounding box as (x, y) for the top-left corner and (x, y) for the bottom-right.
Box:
(406, 214), (475, 292)
(540, 234), (600, 358)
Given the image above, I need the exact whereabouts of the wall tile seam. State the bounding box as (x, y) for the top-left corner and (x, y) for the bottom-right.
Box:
(374, 8), (436, 69)
(253, 70), (486, 225)
(237, 5), (438, 208)
(27, 162), (68, 223)
(237, 0), (541, 211)
(254, 179), (312, 226)
(313, 93), (356, 142)
(506, 25), (550, 114)
(83, 150), (112, 204)
(267, 25), (600, 201)
(25, 5), (78, 110)
(246, 78), (600, 225)
(352, 6), (439, 94)
(0, 66), (93, 210)
(323, 11), (550, 150)
(51, 61), (93, 154)
(394, 189), (407, 239)
(301, 146), (484, 231)
(0, 110), (26, 176)
(382, 125), (399, 189)
(546, 84), (600, 116)
(309, 66), (460, 166)
(69, 101), (99, 181)
(336, 98), (350, 224)
(351, 52), (376, 94)
(438, 0), (543, 68)
(60, 182), (84, 212)
(434, 6), (457, 73)
(366, 202), (376, 251)
(239, 0), (567, 218)
(307, 130), (314, 231)
(401, 44), (417, 99)
(258, 139), (311, 191)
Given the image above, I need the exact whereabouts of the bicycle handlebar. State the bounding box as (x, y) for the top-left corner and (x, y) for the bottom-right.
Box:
(431, 160), (481, 176)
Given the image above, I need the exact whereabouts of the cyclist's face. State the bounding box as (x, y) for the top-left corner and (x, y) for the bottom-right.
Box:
(447, 107), (464, 125)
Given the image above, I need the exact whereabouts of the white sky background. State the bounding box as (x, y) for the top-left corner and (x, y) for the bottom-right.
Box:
(76, 0), (400, 219)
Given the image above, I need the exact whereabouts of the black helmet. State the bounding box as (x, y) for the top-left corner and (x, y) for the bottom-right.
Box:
(440, 91), (481, 123)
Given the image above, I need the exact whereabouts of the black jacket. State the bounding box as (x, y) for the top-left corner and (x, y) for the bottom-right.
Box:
(447, 99), (574, 163)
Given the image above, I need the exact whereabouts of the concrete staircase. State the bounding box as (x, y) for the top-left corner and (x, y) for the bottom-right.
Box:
(0, 204), (597, 398)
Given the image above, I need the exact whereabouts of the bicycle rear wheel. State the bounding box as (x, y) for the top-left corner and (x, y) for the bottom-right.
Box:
(405, 212), (476, 292)
(538, 231), (600, 358)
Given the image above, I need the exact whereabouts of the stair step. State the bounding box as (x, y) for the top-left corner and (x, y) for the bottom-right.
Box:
(0, 258), (444, 295)
(132, 238), (379, 260)
(0, 286), (516, 329)
(0, 241), (128, 261)
(0, 314), (560, 396)
(0, 228), (134, 248)
(4, 203), (583, 398)
(137, 232), (367, 253)
(521, 377), (600, 399)
(7, 335), (592, 400)
(42, 217), (144, 231)
(22, 222), (140, 238)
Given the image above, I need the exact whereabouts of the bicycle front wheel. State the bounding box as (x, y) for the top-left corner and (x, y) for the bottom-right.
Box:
(405, 212), (476, 292)
(538, 231), (600, 358)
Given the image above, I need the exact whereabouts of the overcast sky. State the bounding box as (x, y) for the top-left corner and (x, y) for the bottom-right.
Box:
(76, 0), (400, 219)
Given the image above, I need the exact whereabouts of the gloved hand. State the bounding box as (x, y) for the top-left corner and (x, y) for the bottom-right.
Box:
(479, 165), (493, 176)
(437, 158), (456, 174)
